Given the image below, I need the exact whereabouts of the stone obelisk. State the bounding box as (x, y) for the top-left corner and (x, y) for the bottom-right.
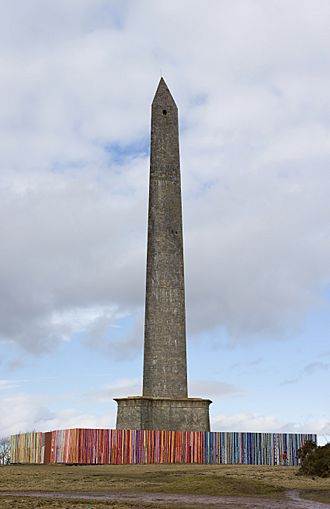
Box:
(143, 78), (187, 399)
(115, 78), (211, 431)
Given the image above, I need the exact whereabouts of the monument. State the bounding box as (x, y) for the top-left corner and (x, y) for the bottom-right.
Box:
(115, 78), (211, 431)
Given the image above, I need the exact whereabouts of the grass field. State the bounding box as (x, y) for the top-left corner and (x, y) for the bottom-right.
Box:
(0, 464), (329, 508)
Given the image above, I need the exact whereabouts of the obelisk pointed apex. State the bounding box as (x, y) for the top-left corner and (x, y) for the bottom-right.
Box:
(152, 77), (177, 108)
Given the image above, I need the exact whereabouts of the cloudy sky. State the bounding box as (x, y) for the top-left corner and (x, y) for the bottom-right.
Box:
(0, 0), (329, 443)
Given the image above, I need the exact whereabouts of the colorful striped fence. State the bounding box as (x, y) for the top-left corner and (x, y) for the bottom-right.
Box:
(10, 429), (316, 465)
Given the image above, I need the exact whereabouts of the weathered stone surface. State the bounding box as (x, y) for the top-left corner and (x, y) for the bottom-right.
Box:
(115, 79), (211, 431)
(143, 78), (187, 398)
(115, 397), (211, 431)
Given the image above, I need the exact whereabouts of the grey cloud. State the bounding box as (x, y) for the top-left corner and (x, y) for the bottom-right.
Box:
(231, 358), (263, 370)
(189, 379), (242, 398)
(0, 162), (147, 353)
(304, 361), (329, 374)
(280, 359), (329, 384)
(0, 0), (329, 355)
(5, 359), (24, 371)
(83, 378), (141, 404)
(83, 309), (144, 360)
(184, 156), (330, 341)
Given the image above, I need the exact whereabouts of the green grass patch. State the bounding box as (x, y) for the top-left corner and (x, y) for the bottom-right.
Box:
(301, 490), (330, 504)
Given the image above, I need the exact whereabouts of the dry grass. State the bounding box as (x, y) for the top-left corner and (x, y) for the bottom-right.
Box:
(0, 464), (329, 507)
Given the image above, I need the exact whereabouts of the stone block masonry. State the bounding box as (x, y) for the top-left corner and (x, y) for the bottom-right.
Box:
(115, 397), (211, 432)
(143, 78), (187, 398)
(115, 78), (211, 431)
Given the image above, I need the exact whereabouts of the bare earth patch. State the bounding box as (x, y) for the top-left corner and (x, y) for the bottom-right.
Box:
(0, 489), (330, 508)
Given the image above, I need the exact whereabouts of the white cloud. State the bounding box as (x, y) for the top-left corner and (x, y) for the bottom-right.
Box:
(212, 412), (282, 433)
(0, 377), (139, 436)
(0, 393), (51, 436)
(1, 387), (328, 439)
(0, 379), (22, 391)
(0, 391), (116, 436)
(212, 412), (330, 438)
(38, 408), (116, 433)
(0, 0), (329, 358)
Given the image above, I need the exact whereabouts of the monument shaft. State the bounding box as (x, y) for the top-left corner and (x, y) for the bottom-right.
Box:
(115, 79), (211, 431)
(143, 78), (187, 398)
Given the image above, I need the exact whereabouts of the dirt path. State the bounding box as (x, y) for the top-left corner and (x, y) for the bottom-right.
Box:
(0, 490), (329, 508)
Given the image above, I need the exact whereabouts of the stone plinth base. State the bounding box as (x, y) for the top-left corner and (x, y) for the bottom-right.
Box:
(114, 396), (211, 431)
